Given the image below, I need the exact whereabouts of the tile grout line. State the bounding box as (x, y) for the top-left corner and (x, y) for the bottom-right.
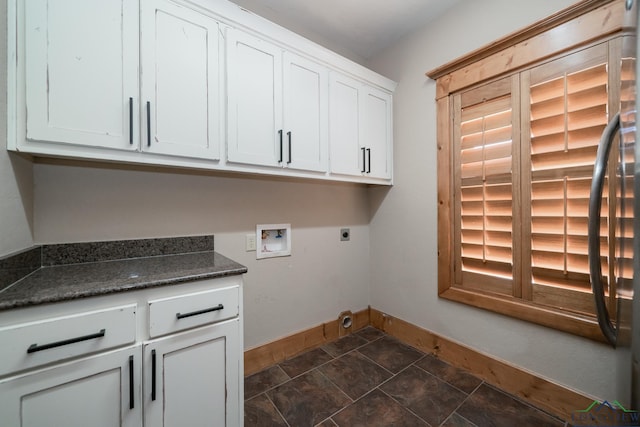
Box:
(439, 410), (478, 427)
(479, 382), (568, 425)
(411, 357), (483, 397)
(314, 368), (355, 419)
(356, 349), (477, 426)
(352, 352), (435, 425)
(436, 381), (485, 427)
(279, 329), (381, 381)
(314, 332), (412, 424)
(263, 389), (292, 427)
(244, 365), (292, 400)
(376, 386), (433, 426)
(373, 354), (437, 425)
(244, 331), (385, 426)
(246, 329), (566, 426)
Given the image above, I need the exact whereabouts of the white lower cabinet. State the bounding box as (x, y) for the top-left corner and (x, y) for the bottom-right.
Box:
(0, 345), (143, 427)
(0, 277), (243, 427)
(144, 319), (241, 426)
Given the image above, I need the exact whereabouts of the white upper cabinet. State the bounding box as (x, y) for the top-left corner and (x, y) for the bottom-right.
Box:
(22, 0), (221, 160)
(226, 29), (283, 167)
(24, 0), (139, 150)
(329, 72), (392, 180)
(283, 52), (328, 172)
(226, 28), (328, 172)
(362, 86), (392, 180)
(140, 0), (221, 159)
(329, 73), (362, 176)
(10, 0), (394, 184)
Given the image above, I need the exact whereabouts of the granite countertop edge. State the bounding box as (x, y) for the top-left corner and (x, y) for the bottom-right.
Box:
(0, 248), (248, 312)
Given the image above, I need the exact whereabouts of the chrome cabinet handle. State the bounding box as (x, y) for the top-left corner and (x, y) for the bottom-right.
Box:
(588, 112), (620, 347)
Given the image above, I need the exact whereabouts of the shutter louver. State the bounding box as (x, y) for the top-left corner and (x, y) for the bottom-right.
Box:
(529, 62), (609, 314)
(458, 91), (514, 296)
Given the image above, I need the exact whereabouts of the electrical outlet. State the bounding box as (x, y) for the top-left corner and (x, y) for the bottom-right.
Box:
(245, 234), (256, 251)
(340, 228), (350, 241)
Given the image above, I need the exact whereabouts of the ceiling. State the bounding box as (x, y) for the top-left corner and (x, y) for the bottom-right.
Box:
(228, 0), (463, 61)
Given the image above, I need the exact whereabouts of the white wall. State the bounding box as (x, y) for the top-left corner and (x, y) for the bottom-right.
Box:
(33, 161), (371, 349)
(367, 0), (616, 400)
(0, 0), (33, 257)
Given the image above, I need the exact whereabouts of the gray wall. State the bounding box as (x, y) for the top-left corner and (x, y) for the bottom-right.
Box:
(32, 161), (372, 349)
(367, 0), (615, 400)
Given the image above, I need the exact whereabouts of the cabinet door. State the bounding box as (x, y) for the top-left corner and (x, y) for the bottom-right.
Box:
(24, 0), (139, 150)
(283, 52), (328, 172)
(226, 29), (283, 167)
(144, 319), (241, 427)
(140, 0), (220, 159)
(362, 87), (393, 179)
(329, 73), (363, 176)
(0, 346), (142, 427)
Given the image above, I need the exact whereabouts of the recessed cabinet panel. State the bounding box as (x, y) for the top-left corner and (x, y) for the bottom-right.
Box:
(362, 88), (392, 180)
(140, 0), (220, 159)
(329, 74), (362, 176)
(283, 53), (328, 172)
(0, 346), (142, 427)
(144, 320), (241, 427)
(163, 337), (226, 426)
(24, 0), (139, 149)
(23, 370), (121, 427)
(227, 29), (283, 167)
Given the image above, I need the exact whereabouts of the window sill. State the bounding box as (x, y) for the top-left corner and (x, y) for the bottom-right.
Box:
(439, 287), (606, 342)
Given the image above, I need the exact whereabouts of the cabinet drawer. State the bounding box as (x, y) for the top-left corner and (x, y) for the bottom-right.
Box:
(148, 285), (239, 338)
(0, 304), (137, 377)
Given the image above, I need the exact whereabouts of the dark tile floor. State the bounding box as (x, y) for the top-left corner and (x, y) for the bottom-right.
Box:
(244, 327), (569, 427)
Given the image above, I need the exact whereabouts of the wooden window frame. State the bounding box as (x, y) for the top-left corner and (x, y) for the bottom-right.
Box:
(428, 0), (627, 342)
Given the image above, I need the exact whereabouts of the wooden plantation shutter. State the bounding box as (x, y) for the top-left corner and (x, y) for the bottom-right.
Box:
(454, 77), (518, 297)
(524, 43), (610, 315)
(446, 41), (623, 325)
(430, 0), (627, 341)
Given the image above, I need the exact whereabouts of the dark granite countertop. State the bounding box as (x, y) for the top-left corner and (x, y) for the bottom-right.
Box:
(0, 236), (247, 311)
